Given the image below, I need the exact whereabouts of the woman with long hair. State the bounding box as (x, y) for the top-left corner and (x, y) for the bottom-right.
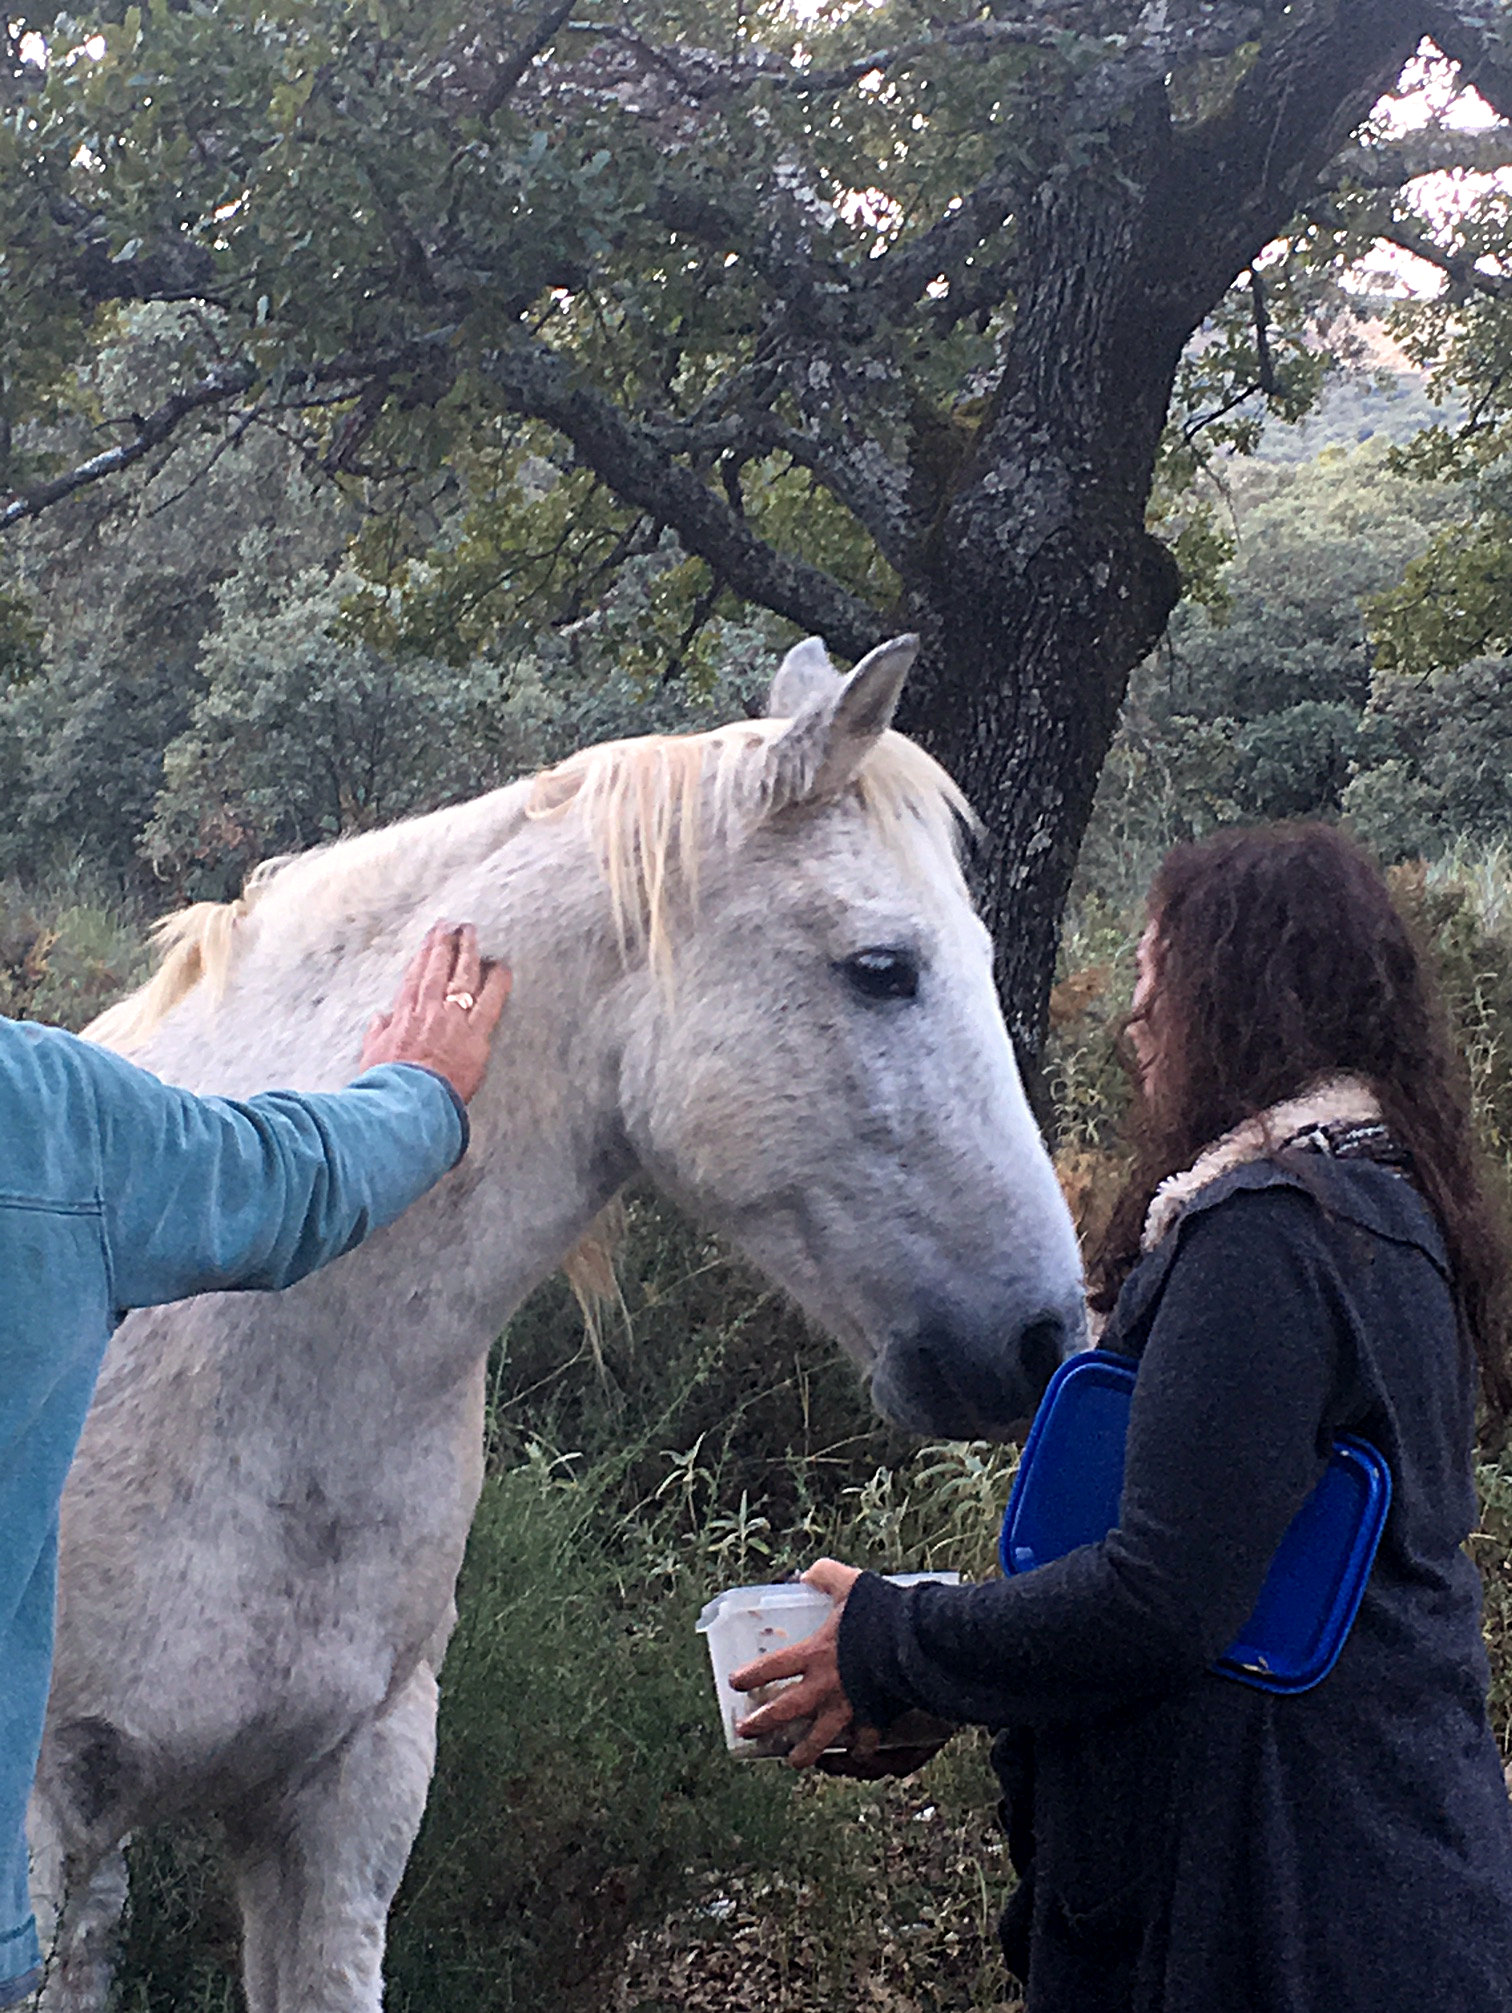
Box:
(733, 824), (1512, 2012)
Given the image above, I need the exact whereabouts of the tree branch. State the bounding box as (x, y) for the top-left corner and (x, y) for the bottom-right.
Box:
(1, 328), (461, 532)
(770, 420), (915, 571)
(876, 166), (1022, 311)
(586, 18), (1075, 103)
(645, 181), (854, 324)
(1161, 0), (1430, 323)
(475, 0), (581, 120)
(1, 362), (255, 529)
(1419, 4), (1512, 126)
(550, 0), (1259, 327)
(1382, 219), (1512, 294)
(427, 0), (586, 142)
(575, 2), (1268, 105)
(1340, 205), (1512, 296)
(659, 565), (726, 684)
(479, 336), (888, 657)
(1181, 378), (1266, 441)
(647, 399), (915, 569)
(34, 225), (220, 314)
(1321, 125), (1512, 190)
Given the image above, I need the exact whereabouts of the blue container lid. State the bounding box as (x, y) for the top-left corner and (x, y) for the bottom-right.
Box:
(1000, 1353), (1133, 1578)
(998, 1352), (1391, 1694)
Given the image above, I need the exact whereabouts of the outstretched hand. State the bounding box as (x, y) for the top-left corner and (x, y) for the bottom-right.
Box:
(729, 1558), (865, 1769)
(359, 922), (511, 1106)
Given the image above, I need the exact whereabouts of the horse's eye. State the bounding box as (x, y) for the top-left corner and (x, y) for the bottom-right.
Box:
(840, 948), (920, 1001)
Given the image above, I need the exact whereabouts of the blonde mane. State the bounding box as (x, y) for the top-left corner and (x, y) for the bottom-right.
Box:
(86, 851), (296, 1057)
(89, 718), (973, 1057)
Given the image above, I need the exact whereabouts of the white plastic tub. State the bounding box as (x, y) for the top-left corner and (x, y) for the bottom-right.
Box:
(696, 1573), (960, 1758)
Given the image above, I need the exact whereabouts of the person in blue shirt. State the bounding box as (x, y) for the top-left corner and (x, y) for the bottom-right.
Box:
(0, 921), (509, 2009)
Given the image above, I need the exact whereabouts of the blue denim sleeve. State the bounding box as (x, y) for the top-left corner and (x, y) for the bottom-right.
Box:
(89, 1052), (467, 1309)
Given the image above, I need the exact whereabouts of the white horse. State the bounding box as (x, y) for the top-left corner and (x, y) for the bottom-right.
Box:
(31, 634), (1084, 2012)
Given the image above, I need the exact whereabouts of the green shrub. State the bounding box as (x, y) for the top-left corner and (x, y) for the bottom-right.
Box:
(383, 1459), (807, 2011)
(114, 1833), (240, 2013)
(1405, 854), (1512, 1166)
(1472, 1460), (1512, 1758)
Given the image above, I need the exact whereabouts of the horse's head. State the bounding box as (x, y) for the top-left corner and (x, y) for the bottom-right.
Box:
(606, 635), (1085, 1439)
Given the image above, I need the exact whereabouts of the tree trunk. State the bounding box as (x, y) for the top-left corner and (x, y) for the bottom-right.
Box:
(897, 95), (1187, 1063)
(901, 524), (1178, 1064)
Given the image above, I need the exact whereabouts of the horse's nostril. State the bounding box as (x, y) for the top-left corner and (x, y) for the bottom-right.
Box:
(1019, 1314), (1068, 1400)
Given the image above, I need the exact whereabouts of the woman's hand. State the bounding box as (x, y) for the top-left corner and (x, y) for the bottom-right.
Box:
(729, 1558), (863, 1769)
(359, 922), (511, 1105)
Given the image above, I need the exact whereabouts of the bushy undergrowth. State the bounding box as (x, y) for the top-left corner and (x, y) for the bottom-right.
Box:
(384, 1459), (800, 2010)
(17, 845), (1512, 2010)
(0, 873), (148, 1030)
(391, 1226), (1027, 2009)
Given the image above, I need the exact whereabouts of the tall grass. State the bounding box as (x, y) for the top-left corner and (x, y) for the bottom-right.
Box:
(0, 868), (149, 1031)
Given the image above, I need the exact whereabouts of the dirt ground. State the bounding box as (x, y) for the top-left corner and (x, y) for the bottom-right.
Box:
(613, 1768), (1026, 2013)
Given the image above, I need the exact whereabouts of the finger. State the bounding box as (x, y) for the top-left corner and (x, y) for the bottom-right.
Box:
(449, 923), (484, 1003)
(852, 1724), (880, 1763)
(356, 1009), (392, 1073)
(730, 1640), (819, 1691)
(735, 1675), (829, 1737)
(473, 960), (512, 1034)
(390, 950), (425, 1024)
(802, 1558), (860, 1599)
(416, 921), (462, 1010)
(788, 1704), (854, 1771)
(392, 922), (447, 1022)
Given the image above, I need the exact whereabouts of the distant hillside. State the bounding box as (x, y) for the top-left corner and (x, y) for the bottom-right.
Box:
(1254, 318), (1462, 462)
(1255, 370), (1458, 461)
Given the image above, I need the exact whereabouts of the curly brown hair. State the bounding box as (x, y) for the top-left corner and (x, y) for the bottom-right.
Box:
(1088, 823), (1512, 1418)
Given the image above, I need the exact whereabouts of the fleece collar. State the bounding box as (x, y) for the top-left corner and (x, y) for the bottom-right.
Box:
(1141, 1073), (1383, 1255)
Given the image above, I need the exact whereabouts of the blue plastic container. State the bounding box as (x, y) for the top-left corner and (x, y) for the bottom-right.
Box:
(998, 1352), (1391, 1694)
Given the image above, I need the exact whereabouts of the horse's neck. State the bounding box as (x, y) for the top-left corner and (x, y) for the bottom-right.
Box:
(341, 830), (644, 1369)
(435, 919), (638, 1335)
(140, 815), (642, 1376)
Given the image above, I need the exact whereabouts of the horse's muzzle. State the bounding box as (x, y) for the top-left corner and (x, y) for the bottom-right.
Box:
(869, 1296), (1085, 1441)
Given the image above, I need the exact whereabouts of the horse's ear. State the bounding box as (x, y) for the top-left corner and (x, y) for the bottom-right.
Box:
(767, 634), (920, 807)
(767, 636), (844, 717)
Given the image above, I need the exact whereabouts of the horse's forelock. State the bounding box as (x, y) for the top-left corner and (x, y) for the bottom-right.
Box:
(526, 721), (973, 977)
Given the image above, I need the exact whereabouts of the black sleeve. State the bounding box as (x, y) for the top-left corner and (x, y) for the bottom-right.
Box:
(837, 1187), (1351, 1730)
